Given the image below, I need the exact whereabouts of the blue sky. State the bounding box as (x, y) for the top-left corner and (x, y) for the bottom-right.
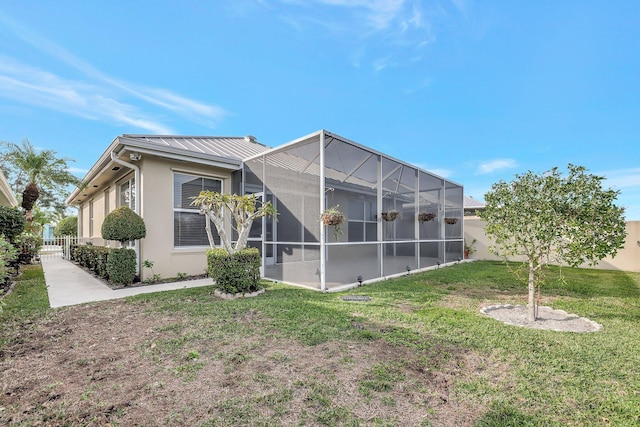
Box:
(1, 1), (639, 219)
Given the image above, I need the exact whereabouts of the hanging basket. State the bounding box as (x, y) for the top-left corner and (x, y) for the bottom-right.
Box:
(321, 213), (344, 226)
(418, 212), (436, 223)
(444, 217), (458, 225)
(320, 206), (345, 226)
(381, 210), (399, 222)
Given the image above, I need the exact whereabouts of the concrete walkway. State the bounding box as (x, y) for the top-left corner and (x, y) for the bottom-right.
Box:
(41, 257), (213, 308)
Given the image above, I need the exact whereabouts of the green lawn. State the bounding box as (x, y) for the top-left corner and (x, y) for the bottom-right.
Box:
(2, 261), (639, 426)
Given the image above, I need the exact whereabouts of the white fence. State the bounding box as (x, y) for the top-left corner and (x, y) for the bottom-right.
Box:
(39, 236), (83, 260)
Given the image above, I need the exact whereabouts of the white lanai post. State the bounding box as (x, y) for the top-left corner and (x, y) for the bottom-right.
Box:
(319, 131), (326, 291)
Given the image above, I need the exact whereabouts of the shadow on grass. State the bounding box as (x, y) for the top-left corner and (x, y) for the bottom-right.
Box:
(475, 402), (545, 427)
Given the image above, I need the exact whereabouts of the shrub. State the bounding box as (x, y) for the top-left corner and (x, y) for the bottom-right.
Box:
(0, 237), (18, 287)
(73, 245), (111, 278)
(0, 206), (26, 242)
(207, 247), (261, 295)
(107, 248), (136, 286)
(54, 216), (78, 237)
(101, 206), (146, 245)
(14, 232), (43, 264)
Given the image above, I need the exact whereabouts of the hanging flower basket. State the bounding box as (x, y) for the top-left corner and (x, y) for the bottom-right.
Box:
(418, 212), (436, 223)
(321, 208), (345, 226)
(381, 210), (399, 222)
(320, 206), (345, 240)
(444, 217), (458, 225)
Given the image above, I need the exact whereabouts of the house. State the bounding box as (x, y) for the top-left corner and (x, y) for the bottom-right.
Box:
(463, 195), (485, 216)
(67, 130), (464, 290)
(0, 169), (18, 207)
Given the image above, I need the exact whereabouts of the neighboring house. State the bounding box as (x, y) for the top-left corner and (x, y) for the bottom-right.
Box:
(463, 195), (485, 216)
(0, 169), (18, 207)
(67, 130), (464, 290)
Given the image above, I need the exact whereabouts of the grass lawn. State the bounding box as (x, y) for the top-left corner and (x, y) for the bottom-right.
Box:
(1, 261), (639, 426)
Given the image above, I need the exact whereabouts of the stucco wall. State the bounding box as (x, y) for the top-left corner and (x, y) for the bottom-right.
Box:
(138, 156), (232, 281)
(464, 216), (640, 272)
(77, 155), (233, 281)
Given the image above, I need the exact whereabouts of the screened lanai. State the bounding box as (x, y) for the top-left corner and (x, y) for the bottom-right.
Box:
(242, 130), (463, 290)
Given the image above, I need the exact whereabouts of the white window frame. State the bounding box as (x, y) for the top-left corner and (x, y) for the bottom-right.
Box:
(118, 175), (135, 209)
(173, 171), (223, 248)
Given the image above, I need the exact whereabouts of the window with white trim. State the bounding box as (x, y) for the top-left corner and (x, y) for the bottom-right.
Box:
(119, 176), (135, 209)
(173, 172), (222, 247)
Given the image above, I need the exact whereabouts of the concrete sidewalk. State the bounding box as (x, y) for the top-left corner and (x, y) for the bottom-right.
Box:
(41, 257), (213, 308)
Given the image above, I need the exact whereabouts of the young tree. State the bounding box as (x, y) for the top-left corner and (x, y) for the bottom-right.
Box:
(479, 164), (627, 321)
(1, 139), (81, 220)
(191, 192), (276, 255)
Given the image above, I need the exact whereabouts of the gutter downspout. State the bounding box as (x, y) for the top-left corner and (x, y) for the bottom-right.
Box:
(110, 151), (142, 278)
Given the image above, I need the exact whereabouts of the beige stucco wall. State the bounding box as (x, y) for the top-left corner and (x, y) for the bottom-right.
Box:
(76, 155), (233, 280)
(138, 156), (232, 281)
(464, 216), (640, 272)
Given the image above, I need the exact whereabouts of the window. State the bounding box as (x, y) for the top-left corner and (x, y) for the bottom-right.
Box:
(348, 198), (377, 242)
(174, 172), (222, 247)
(104, 188), (110, 217)
(89, 200), (94, 237)
(119, 176), (135, 209)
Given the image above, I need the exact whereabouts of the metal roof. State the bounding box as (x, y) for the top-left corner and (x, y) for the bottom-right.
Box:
(464, 195), (485, 208)
(121, 134), (270, 161)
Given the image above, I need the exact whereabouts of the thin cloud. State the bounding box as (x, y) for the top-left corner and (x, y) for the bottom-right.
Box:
(68, 166), (89, 175)
(599, 168), (640, 189)
(274, 0), (462, 71)
(477, 158), (518, 174)
(0, 14), (226, 132)
(0, 58), (173, 134)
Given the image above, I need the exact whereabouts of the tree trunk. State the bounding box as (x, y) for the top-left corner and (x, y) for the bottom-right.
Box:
(527, 261), (537, 321)
(22, 182), (39, 221)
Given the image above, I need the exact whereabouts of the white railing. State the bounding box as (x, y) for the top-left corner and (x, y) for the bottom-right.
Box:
(40, 236), (83, 260)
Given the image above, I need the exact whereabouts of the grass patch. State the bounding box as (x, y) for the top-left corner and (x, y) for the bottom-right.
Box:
(0, 264), (50, 322)
(131, 261), (640, 425)
(3, 261), (640, 425)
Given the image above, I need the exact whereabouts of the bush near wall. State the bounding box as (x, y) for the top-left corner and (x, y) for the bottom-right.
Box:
(107, 248), (137, 286)
(207, 247), (261, 295)
(14, 232), (43, 264)
(73, 245), (111, 279)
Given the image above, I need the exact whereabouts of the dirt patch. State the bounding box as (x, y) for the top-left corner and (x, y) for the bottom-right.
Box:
(0, 300), (498, 426)
(481, 304), (602, 332)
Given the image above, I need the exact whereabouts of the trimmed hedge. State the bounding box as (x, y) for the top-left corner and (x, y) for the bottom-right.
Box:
(207, 247), (261, 295)
(72, 244), (136, 285)
(73, 245), (111, 279)
(107, 248), (137, 286)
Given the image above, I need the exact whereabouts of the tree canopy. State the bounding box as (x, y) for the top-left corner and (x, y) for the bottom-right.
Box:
(0, 139), (81, 219)
(191, 192), (277, 255)
(479, 164), (627, 321)
(54, 216), (78, 237)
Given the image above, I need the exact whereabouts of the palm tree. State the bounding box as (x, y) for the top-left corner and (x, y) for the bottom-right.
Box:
(1, 139), (81, 222)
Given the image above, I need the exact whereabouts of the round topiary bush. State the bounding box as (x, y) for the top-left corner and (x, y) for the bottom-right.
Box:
(54, 216), (78, 237)
(101, 206), (146, 245)
(0, 206), (26, 242)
